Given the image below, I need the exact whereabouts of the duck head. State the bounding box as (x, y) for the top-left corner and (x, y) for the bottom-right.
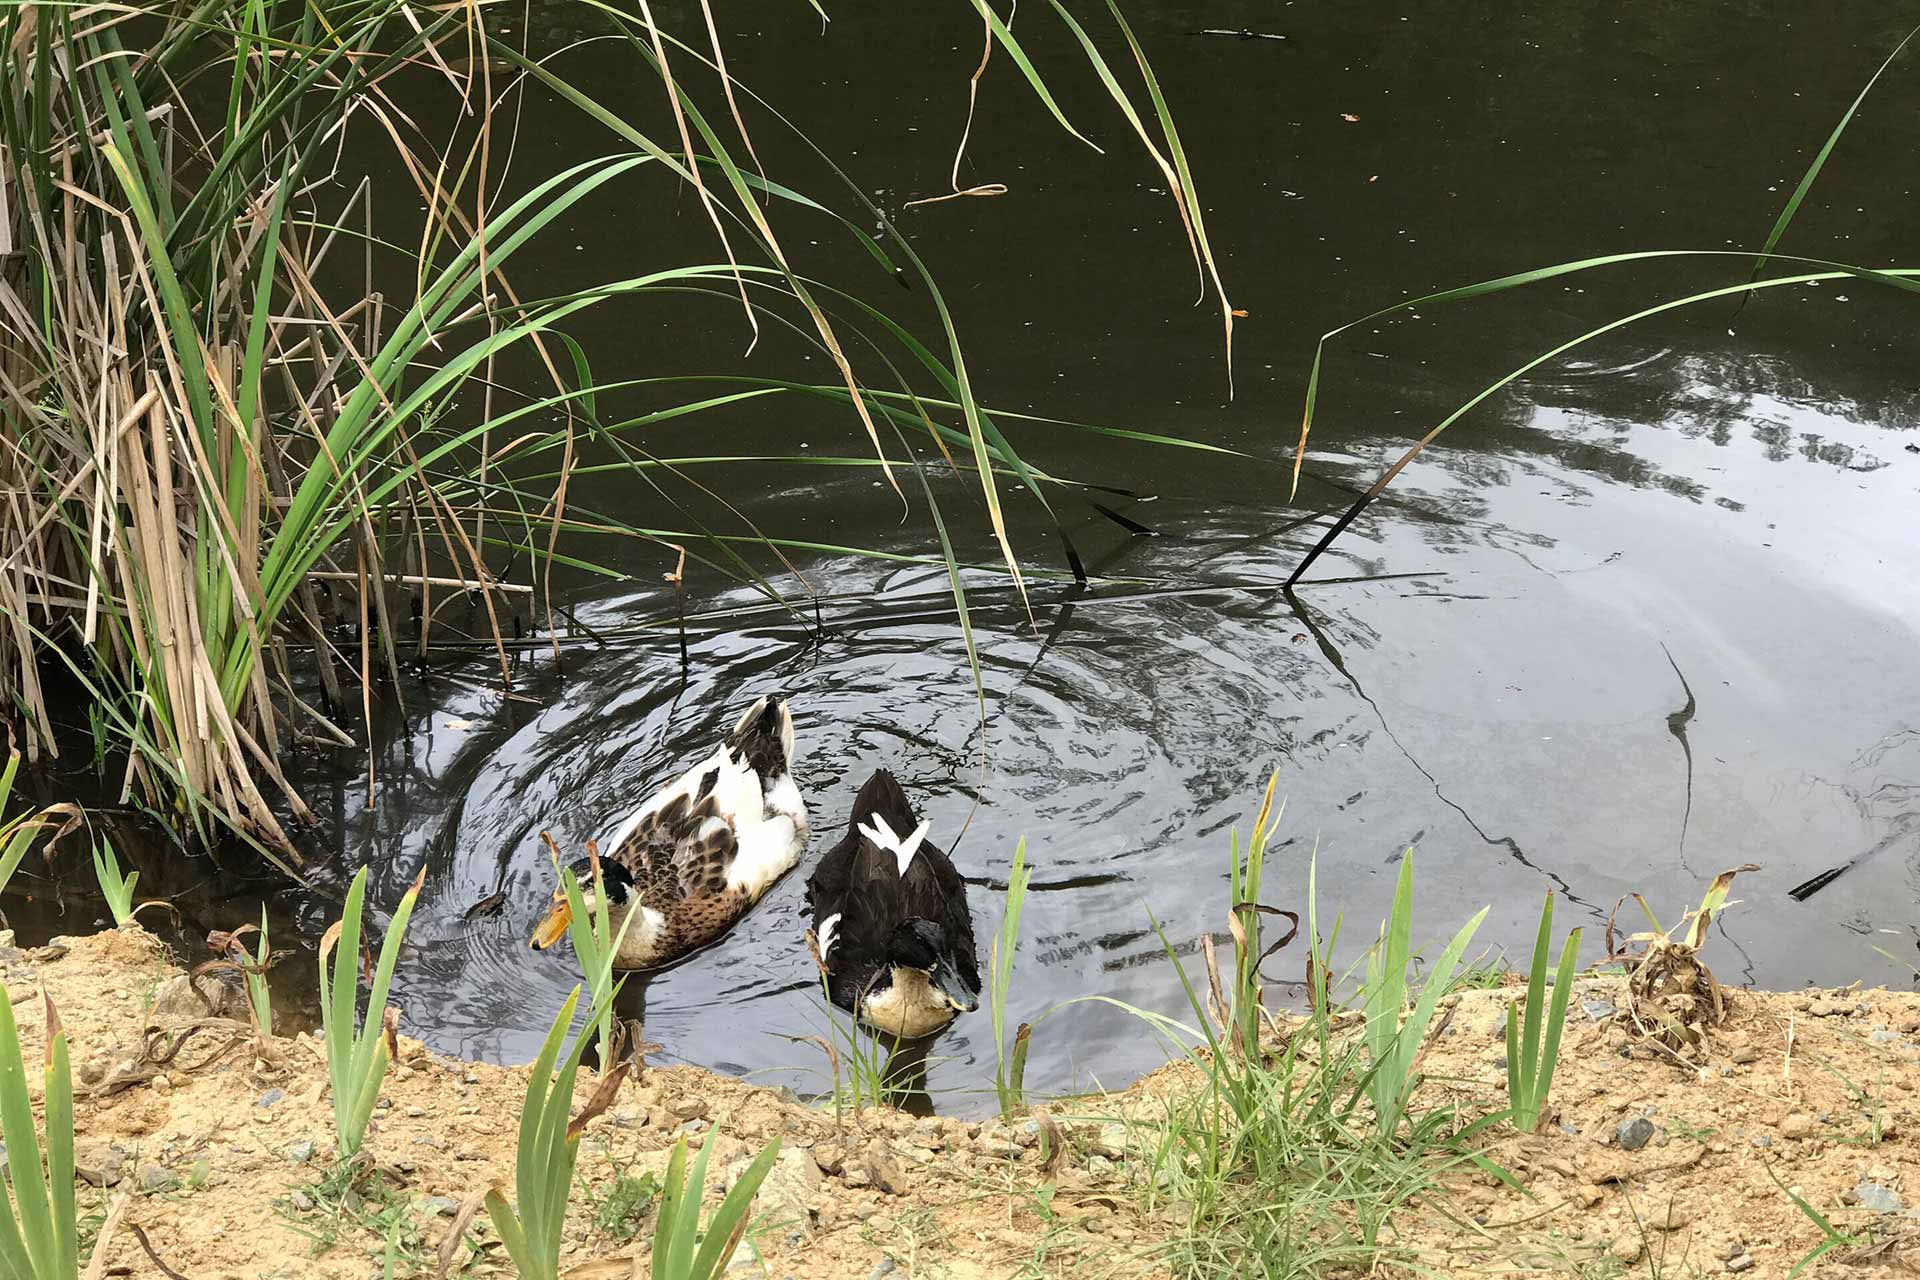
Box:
(887, 917), (979, 1014)
(530, 856), (636, 950)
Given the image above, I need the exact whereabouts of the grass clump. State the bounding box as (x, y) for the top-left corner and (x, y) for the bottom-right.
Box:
(319, 866), (424, 1159)
(1505, 890), (1580, 1132)
(1103, 788), (1503, 1278)
(585, 1152), (661, 1243)
(1360, 852), (1488, 1138)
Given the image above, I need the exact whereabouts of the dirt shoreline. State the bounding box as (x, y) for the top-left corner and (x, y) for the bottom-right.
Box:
(7, 927), (1920, 1278)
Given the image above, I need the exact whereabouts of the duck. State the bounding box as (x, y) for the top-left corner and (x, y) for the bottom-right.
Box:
(806, 769), (980, 1038)
(530, 694), (808, 969)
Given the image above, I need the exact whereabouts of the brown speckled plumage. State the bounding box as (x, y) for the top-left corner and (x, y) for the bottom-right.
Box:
(589, 695), (807, 966)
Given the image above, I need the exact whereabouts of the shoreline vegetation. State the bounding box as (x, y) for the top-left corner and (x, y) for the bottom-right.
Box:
(4, 778), (1919, 1277)
(4, 864), (1920, 1278)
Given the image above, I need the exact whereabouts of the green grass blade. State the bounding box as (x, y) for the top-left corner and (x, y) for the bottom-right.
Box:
(46, 1028), (76, 1280)
(652, 1138), (690, 1275)
(1534, 928), (1582, 1126)
(484, 1190), (535, 1278)
(967, 0), (1100, 151)
(1520, 892), (1554, 1100)
(668, 1127), (721, 1279)
(688, 1137), (782, 1279)
(1750, 24), (1920, 283)
(0, 986), (54, 1278)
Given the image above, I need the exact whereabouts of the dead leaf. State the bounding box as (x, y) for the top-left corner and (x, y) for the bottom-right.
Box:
(566, 1060), (631, 1141)
(437, 1190), (491, 1279)
(42, 992), (62, 1061)
(1035, 1111), (1068, 1178)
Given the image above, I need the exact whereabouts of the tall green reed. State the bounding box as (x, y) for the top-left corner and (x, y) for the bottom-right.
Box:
(485, 984), (621, 1280)
(1285, 25), (1920, 581)
(649, 1130), (782, 1280)
(544, 841), (637, 1072)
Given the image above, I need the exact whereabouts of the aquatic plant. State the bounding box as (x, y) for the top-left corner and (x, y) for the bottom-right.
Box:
(245, 907), (274, 1040)
(1504, 891), (1580, 1132)
(0, 752), (51, 899)
(89, 837), (138, 928)
(990, 836), (1034, 1118)
(318, 866), (424, 1158)
(0, 984), (79, 1280)
(0, 0), (1230, 850)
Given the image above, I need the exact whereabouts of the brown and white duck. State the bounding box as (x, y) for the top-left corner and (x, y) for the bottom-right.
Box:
(530, 695), (807, 969)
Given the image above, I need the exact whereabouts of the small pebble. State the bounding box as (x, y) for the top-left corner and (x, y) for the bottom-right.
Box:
(866, 1259), (897, 1280)
(1871, 1028), (1900, 1045)
(1780, 1114), (1814, 1139)
(1727, 1254), (1755, 1273)
(284, 1140), (315, 1164)
(1616, 1117), (1656, 1151)
(1853, 1183), (1903, 1214)
(1729, 1046), (1759, 1065)
(290, 1190), (315, 1212)
(255, 1088), (285, 1109)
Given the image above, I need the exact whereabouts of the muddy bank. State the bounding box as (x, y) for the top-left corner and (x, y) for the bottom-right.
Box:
(7, 928), (1920, 1277)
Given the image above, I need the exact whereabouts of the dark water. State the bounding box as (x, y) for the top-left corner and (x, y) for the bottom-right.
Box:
(13, 2), (1920, 1109)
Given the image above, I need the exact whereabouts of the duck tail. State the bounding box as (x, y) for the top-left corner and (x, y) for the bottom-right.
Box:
(731, 694), (796, 775)
(849, 768), (919, 842)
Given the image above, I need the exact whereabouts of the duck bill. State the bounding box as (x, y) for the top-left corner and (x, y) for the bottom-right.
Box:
(931, 958), (979, 1013)
(530, 900), (573, 950)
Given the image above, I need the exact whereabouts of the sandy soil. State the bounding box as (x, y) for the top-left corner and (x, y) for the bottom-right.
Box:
(5, 927), (1919, 1278)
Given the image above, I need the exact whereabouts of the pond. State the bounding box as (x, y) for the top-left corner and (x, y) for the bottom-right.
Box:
(14, 0), (1920, 1110)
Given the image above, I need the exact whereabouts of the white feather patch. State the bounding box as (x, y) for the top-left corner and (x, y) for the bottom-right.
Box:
(818, 912), (842, 958)
(859, 814), (933, 876)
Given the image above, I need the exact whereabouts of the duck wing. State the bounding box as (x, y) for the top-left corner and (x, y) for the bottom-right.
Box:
(603, 755), (744, 906)
(901, 838), (980, 996)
